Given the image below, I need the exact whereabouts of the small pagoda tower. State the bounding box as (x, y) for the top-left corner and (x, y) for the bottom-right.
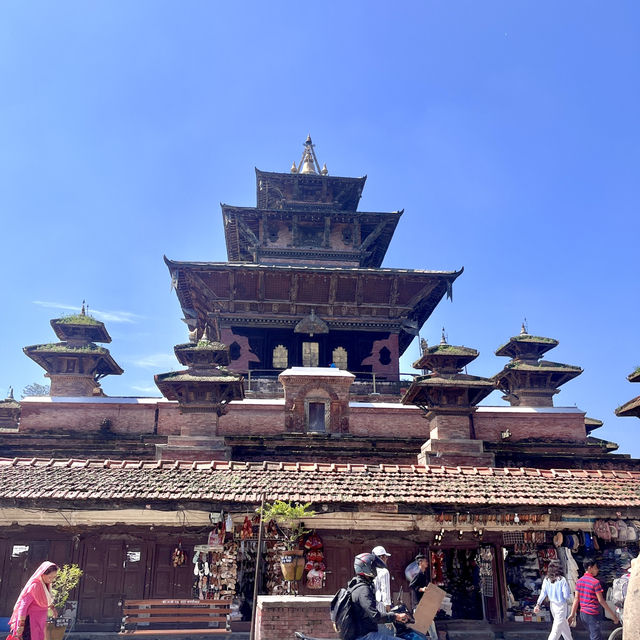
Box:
(493, 325), (582, 407)
(615, 367), (640, 419)
(0, 388), (20, 429)
(23, 306), (123, 396)
(402, 331), (495, 466)
(154, 329), (244, 460)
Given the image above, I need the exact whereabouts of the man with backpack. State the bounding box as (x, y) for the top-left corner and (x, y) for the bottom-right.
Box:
(331, 552), (409, 640)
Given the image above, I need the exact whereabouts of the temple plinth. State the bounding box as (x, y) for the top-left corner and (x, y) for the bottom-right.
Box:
(402, 334), (495, 466)
(493, 326), (582, 407)
(23, 310), (123, 396)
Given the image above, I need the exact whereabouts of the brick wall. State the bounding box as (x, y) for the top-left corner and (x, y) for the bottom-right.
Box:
(429, 413), (472, 440)
(20, 400), (158, 434)
(474, 410), (587, 443)
(49, 374), (98, 397)
(349, 405), (426, 437)
(256, 595), (337, 640)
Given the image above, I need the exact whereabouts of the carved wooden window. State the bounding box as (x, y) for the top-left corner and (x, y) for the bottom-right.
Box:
(379, 346), (391, 366)
(272, 345), (288, 369)
(65, 359), (76, 373)
(307, 402), (326, 433)
(302, 342), (319, 367)
(332, 347), (348, 370)
(229, 341), (241, 361)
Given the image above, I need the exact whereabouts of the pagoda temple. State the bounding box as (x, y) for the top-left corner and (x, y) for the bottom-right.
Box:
(22, 305), (123, 397)
(0, 138), (638, 635)
(165, 136), (461, 397)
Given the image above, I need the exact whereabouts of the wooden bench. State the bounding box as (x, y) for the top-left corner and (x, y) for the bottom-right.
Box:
(120, 599), (232, 636)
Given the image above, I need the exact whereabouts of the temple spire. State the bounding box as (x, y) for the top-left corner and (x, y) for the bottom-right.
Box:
(295, 134), (325, 175)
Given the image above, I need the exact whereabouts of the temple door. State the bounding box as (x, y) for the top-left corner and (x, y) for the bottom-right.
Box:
(150, 543), (194, 599)
(77, 538), (150, 629)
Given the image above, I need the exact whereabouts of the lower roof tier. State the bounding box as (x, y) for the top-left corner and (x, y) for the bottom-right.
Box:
(166, 259), (462, 354)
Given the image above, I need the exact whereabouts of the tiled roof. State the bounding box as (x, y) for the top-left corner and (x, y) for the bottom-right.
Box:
(616, 395), (640, 417)
(0, 458), (639, 508)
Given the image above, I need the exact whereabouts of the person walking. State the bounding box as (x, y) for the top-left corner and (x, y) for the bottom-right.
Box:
(409, 554), (429, 603)
(372, 546), (392, 615)
(9, 561), (58, 640)
(408, 554), (437, 640)
(533, 560), (573, 640)
(568, 558), (619, 640)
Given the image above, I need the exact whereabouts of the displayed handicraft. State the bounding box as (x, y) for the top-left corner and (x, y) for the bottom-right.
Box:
(171, 541), (186, 567)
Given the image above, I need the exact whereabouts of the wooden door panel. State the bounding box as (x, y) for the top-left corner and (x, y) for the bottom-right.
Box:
(78, 539), (124, 625)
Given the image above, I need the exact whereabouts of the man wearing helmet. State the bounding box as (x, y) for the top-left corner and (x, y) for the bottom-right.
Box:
(349, 552), (409, 640)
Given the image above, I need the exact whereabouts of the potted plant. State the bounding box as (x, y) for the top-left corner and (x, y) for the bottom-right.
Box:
(258, 500), (315, 581)
(47, 564), (83, 640)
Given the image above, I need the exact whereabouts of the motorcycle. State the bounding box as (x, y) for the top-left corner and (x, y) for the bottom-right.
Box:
(389, 603), (429, 640)
(295, 603), (429, 640)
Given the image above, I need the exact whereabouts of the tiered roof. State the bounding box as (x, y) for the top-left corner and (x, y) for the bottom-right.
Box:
(493, 326), (581, 406)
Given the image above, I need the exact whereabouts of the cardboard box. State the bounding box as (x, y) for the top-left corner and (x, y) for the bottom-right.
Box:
(408, 583), (446, 634)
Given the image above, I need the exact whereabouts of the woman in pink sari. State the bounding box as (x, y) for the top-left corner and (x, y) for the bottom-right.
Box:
(9, 561), (58, 640)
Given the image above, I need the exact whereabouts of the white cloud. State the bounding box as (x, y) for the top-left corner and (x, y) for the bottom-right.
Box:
(33, 301), (142, 324)
(127, 353), (177, 369)
(131, 385), (162, 395)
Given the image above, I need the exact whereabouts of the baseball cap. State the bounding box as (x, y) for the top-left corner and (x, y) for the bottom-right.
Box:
(372, 545), (391, 557)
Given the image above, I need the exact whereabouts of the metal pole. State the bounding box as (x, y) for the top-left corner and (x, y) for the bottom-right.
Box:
(249, 493), (265, 640)
(372, 373), (377, 395)
(247, 370), (252, 392)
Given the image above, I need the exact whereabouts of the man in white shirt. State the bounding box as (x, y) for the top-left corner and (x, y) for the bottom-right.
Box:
(372, 545), (392, 615)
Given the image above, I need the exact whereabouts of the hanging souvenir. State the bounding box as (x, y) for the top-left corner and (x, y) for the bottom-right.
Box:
(241, 516), (253, 540)
(171, 541), (186, 566)
(306, 562), (324, 589)
(304, 531), (324, 550)
(267, 519), (279, 538)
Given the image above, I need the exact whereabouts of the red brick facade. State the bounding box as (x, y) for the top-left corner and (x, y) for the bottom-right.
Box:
(256, 596), (336, 640)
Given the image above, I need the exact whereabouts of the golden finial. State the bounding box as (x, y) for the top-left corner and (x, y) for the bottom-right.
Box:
(81, 300), (86, 316)
(321, 163), (328, 175)
(290, 161), (298, 174)
(440, 327), (448, 345)
(298, 134), (321, 174)
(521, 318), (528, 335)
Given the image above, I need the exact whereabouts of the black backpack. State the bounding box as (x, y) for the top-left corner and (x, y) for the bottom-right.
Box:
(330, 583), (358, 640)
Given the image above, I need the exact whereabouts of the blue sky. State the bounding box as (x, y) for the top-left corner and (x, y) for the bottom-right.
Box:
(1, 1), (639, 458)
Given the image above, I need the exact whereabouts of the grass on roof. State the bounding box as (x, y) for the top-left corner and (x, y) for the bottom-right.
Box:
(33, 343), (107, 353)
(55, 313), (101, 325)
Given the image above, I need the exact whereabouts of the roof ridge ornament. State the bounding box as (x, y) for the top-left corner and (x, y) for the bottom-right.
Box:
(521, 318), (528, 335)
(440, 327), (448, 345)
(294, 308), (329, 337)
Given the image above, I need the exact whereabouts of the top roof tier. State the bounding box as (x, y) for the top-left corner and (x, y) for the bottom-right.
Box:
(413, 338), (480, 375)
(223, 137), (402, 268)
(495, 329), (559, 362)
(256, 135), (366, 211)
(50, 313), (112, 344)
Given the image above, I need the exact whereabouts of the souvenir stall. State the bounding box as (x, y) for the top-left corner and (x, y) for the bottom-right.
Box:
(429, 548), (483, 620)
(501, 518), (640, 625)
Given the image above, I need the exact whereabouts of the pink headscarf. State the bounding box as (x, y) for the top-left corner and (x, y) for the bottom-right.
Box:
(9, 561), (57, 630)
